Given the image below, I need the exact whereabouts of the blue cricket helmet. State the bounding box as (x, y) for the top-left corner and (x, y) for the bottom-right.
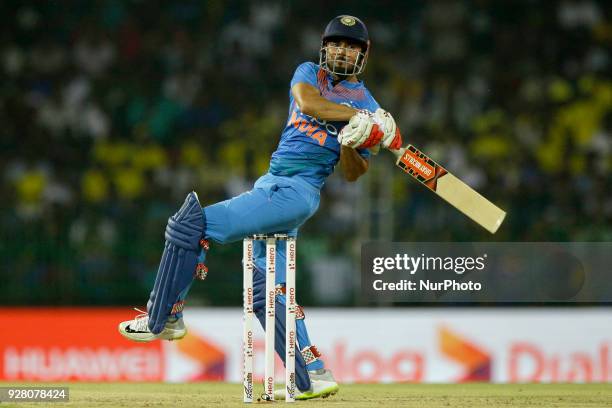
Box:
(319, 15), (370, 76)
(322, 15), (369, 50)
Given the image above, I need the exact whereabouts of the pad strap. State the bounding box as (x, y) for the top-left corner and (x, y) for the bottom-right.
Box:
(301, 345), (321, 365)
(275, 285), (305, 319)
(194, 239), (210, 280)
(170, 301), (185, 314)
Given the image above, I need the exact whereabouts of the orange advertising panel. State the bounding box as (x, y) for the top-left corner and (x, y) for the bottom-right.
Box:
(0, 308), (163, 381)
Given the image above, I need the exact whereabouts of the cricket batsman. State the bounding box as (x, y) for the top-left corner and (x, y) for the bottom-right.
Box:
(119, 15), (402, 400)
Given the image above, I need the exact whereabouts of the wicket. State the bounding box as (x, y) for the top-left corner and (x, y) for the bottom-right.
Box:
(243, 234), (297, 403)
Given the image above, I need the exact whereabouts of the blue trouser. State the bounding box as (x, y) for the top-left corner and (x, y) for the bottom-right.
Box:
(205, 174), (319, 244)
(147, 173), (321, 391)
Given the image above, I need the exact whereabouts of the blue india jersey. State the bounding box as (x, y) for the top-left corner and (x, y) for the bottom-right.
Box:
(269, 62), (380, 189)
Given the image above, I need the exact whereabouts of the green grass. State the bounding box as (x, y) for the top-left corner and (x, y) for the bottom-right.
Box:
(1, 383), (611, 407)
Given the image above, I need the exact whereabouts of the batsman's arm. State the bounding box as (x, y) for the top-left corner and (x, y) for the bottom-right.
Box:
(339, 145), (368, 182)
(291, 83), (357, 121)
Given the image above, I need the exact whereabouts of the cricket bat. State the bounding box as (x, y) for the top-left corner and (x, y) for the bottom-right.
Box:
(392, 145), (506, 234)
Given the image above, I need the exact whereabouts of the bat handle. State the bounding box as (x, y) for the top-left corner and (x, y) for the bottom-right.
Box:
(389, 146), (406, 161)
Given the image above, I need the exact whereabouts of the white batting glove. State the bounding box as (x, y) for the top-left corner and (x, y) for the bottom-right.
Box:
(338, 110), (384, 149)
(374, 108), (403, 150)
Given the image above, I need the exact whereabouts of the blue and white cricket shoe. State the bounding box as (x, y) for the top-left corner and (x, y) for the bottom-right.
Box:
(118, 308), (187, 342)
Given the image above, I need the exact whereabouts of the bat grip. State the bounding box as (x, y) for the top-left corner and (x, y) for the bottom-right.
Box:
(389, 146), (405, 160)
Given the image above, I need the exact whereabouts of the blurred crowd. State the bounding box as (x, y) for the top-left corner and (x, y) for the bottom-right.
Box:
(1, 0), (610, 306)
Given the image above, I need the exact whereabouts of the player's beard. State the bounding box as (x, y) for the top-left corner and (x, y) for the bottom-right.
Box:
(330, 58), (353, 79)
(332, 72), (350, 82)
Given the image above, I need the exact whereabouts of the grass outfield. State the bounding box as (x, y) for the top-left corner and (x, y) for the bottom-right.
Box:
(1, 383), (612, 407)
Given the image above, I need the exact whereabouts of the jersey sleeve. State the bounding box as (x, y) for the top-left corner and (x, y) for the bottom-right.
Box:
(290, 62), (319, 89)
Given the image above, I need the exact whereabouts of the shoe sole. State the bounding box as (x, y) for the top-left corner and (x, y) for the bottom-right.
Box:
(295, 384), (340, 400)
(160, 327), (187, 341)
(322, 387), (339, 398)
(117, 325), (187, 343)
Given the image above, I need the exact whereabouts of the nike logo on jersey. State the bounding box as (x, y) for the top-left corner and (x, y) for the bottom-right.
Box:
(340, 101), (356, 108)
